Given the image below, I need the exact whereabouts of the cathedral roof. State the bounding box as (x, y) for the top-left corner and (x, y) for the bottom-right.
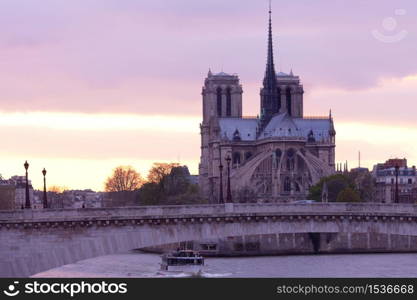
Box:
(259, 113), (304, 139)
(218, 114), (333, 143)
(277, 71), (290, 77)
(219, 118), (258, 141)
(218, 115), (333, 143)
(293, 118), (333, 142)
(213, 71), (235, 77)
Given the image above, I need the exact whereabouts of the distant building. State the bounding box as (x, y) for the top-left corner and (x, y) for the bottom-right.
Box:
(8, 176), (35, 209)
(372, 158), (417, 203)
(48, 189), (103, 209)
(350, 167), (370, 174)
(375, 158), (407, 170)
(0, 181), (16, 210)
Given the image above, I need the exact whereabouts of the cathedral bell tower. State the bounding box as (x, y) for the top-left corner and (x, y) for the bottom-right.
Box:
(201, 70), (243, 124)
(199, 70), (243, 201)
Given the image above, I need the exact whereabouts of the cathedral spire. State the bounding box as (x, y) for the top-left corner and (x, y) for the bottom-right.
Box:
(259, 1), (280, 132)
(263, 2), (277, 91)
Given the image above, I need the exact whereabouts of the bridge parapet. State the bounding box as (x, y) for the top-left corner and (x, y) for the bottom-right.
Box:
(1, 203), (417, 223)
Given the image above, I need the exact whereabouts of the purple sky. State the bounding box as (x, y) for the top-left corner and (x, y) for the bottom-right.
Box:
(0, 0), (416, 190)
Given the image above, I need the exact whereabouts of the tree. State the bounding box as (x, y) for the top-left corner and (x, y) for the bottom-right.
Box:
(48, 185), (68, 193)
(336, 187), (361, 202)
(104, 166), (144, 192)
(138, 163), (205, 206)
(348, 170), (376, 202)
(164, 166), (191, 196)
(147, 162), (179, 191)
(308, 174), (354, 202)
(137, 182), (165, 205)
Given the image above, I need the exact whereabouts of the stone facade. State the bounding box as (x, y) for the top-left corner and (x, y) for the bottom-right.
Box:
(373, 158), (417, 203)
(199, 10), (335, 203)
(0, 183), (16, 210)
(2, 176), (36, 209)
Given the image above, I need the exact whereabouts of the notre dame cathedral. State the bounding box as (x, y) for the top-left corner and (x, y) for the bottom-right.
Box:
(198, 8), (336, 203)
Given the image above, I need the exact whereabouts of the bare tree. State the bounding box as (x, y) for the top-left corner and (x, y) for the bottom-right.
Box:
(105, 166), (144, 192)
(147, 162), (179, 187)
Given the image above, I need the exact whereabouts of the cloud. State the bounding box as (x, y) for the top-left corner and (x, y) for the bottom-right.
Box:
(0, 0), (416, 117)
(0, 0), (416, 191)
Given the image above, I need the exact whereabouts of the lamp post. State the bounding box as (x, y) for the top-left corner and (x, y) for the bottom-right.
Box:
(219, 163), (224, 204)
(24, 160), (30, 209)
(42, 168), (48, 209)
(394, 165), (399, 204)
(226, 156), (232, 203)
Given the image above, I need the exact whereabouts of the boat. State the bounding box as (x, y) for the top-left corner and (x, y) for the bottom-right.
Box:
(160, 249), (204, 274)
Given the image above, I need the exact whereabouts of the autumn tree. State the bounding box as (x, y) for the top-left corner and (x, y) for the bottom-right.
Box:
(105, 166), (144, 192)
(48, 185), (69, 193)
(138, 163), (205, 205)
(147, 162), (179, 190)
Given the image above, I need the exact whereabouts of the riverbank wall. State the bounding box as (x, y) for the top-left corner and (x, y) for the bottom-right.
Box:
(141, 232), (417, 256)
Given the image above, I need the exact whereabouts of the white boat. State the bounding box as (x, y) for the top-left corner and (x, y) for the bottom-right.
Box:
(160, 249), (204, 274)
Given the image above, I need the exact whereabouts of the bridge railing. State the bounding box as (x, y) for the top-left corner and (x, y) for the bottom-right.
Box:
(1, 203), (417, 222)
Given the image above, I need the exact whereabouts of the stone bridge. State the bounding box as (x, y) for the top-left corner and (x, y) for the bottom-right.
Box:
(1, 203), (417, 277)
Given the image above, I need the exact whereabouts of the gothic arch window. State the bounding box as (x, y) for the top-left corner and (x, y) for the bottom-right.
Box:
(286, 87), (292, 116)
(226, 87), (232, 117)
(216, 87), (222, 117)
(297, 156), (304, 171)
(233, 152), (241, 165)
(276, 87), (281, 113)
(284, 177), (291, 192)
(275, 149), (282, 165)
(245, 151), (253, 160)
(286, 148), (295, 171)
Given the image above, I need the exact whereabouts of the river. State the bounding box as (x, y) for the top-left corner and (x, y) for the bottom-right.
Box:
(33, 252), (417, 277)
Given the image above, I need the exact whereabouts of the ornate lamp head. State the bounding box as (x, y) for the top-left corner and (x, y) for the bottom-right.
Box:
(226, 156), (231, 165)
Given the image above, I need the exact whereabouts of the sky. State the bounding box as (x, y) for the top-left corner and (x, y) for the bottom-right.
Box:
(0, 0), (416, 191)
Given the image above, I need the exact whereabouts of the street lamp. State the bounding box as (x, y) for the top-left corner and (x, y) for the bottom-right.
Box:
(42, 168), (48, 209)
(226, 156), (232, 203)
(218, 145), (224, 204)
(394, 165), (399, 204)
(219, 163), (224, 204)
(24, 160), (30, 209)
